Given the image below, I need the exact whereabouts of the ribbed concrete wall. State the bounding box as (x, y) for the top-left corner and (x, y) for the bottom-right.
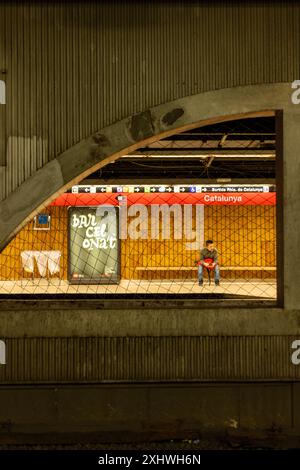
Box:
(0, 336), (299, 384)
(0, 1), (299, 199)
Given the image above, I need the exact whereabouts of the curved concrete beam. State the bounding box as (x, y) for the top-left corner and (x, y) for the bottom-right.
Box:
(0, 82), (293, 251)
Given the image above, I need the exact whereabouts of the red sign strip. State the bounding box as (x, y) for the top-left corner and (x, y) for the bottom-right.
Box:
(50, 192), (276, 206)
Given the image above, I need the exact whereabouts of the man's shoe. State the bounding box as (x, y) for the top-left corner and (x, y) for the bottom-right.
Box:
(198, 280), (203, 286)
(215, 280), (220, 286)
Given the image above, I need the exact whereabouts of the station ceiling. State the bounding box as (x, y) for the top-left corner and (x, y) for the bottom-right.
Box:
(87, 117), (276, 182)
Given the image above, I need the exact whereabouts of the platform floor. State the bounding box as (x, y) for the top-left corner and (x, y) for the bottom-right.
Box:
(0, 279), (276, 298)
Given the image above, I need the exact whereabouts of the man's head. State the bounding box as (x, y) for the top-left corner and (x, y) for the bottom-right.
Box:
(205, 239), (214, 251)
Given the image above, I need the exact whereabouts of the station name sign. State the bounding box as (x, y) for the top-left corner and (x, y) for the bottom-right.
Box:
(52, 184), (276, 206)
(53, 191), (276, 207)
(200, 186), (274, 193)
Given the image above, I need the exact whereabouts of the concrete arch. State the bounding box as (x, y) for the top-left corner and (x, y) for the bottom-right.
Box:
(0, 82), (293, 252)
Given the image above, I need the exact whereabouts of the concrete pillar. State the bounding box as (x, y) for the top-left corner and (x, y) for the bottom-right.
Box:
(283, 110), (300, 309)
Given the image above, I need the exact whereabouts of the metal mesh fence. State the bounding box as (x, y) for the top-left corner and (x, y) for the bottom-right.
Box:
(0, 117), (277, 300)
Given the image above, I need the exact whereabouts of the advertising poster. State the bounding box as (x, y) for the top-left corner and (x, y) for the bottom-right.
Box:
(68, 206), (119, 284)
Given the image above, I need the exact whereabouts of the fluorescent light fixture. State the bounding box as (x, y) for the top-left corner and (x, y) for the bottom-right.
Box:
(123, 153), (275, 159)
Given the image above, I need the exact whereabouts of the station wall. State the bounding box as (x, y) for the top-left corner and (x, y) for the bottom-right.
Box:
(0, 205), (276, 282)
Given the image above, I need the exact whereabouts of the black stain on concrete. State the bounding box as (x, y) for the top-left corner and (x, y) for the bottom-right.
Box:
(89, 133), (111, 162)
(88, 146), (107, 163)
(92, 133), (110, 147)
(162, 108), (184, 126)
(129, 110), (154, 142)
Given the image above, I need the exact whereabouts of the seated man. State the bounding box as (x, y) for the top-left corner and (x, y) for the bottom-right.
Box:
(198, 239), (220, 286)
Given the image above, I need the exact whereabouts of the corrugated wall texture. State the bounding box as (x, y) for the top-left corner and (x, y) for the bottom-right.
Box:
(0, 1), (299, 199)
(0, 336), (299, 383)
